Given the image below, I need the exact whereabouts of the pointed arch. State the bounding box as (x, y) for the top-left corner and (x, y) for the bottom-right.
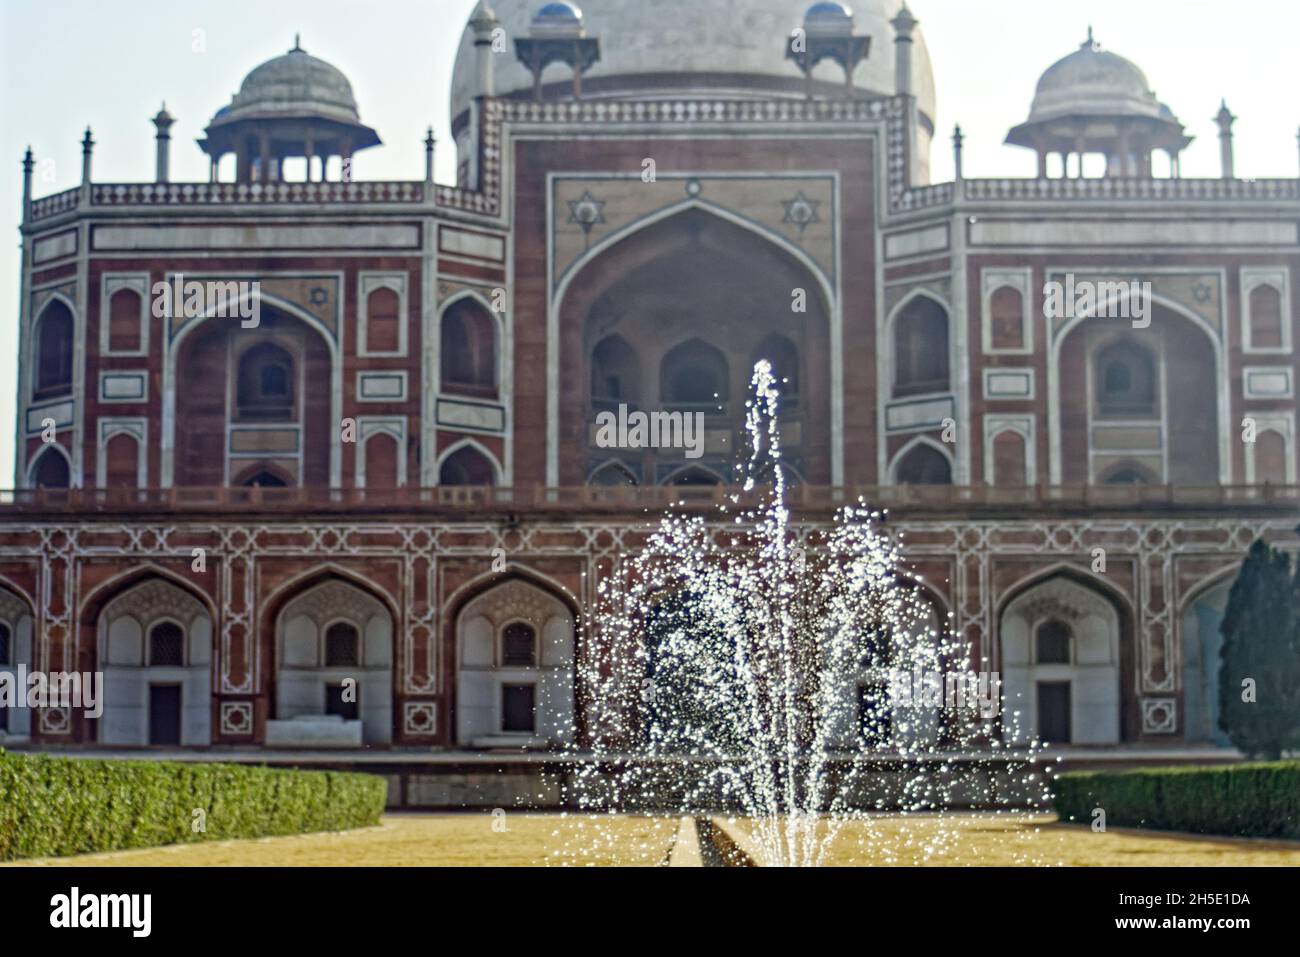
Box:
(79, 563), (218, 627)
(662, 463), (728, 487)
(555, 198), (835, 306)
(27, 444), (72, 489)
(996, 564), (1132, 744)
(440, 292), (499, 398)
(887, 288), (951, 399)
(231, 461), (296, 488)
(90, 569), (216, 746)
(32, 294), (76, 400)
(995, 561), (1136, 624)
(889, 435), (954, 485)
(443, 563), (582, 627)
(590, 333), (640, 408)
(1049, 288), (1228, 484)
(0, 575), (36, 616)
(436, 437), (502, 487)
(261, 563), (401, 630)
(660, 338), (729, 408)
(163, 288), (341, 487)
(552, 199), (841, 486)
(587, 459), (638, 486)
(262, 564), (398, 747)
(445, 564), (580, 748)
(1178, 562), (1245, 616)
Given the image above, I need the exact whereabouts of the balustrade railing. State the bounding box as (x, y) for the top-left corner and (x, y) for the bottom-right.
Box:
(0, 484), (1296, 514)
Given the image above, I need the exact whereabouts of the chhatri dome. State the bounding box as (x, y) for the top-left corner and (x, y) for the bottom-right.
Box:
(450, 0), (936, 123)
(1006, 29), (1191, 178)
(200, 36), (381, 182)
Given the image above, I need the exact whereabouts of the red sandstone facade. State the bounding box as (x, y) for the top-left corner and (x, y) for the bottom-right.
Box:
(4, 3), (1299, 761)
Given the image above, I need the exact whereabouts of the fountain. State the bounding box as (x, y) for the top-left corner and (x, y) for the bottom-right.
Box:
(556, 362), (1050, 866)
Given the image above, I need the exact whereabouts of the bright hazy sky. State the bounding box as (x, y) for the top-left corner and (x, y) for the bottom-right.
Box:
(2, 0), (1297, 485)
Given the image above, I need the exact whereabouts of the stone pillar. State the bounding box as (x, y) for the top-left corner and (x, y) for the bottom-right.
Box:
(80, 127), (95, 188)
(471, 2), (499, 99)
(1215, 100), (1236, 179)
(952, 124), (964, 181)
(151, 104), (175, 183)
(424, 127), (437, 184)
(21, 147), (33, 222)
(890, 4), (918, 97)
(258, 132), (270, 183)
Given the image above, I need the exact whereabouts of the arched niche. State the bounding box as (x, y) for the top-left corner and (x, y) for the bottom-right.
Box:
(455, 577), (575, 748)
(97, 577), (213, 746)
(1180, 577), (1233, 746)
(0, 586), (36, 742)
(999, 575), (1122, 745)
(271, 577), (394, 746)
(559, 207), (833, 485)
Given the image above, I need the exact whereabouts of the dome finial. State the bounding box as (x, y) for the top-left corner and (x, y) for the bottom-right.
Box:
(291, 33), (302, 52)
(1082, 25), (1098, 50)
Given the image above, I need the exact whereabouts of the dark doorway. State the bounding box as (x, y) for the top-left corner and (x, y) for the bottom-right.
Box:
(1037, 681), (1071, 744)
(501, 684), (536, 733)
(325, 682), (359, 721)
(148, 684), (182, 746)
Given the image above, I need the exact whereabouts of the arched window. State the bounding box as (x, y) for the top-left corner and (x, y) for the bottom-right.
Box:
(1095, 340), (1156, 418)
(30, 448), (70, 489)
(501, 622), (537, 667)
(34, 300), (74, 399)
(366, 287), (401, 353)
(107, 289), (142, 353)
(992, 430), (1027, 486)
(660, 339), (728, 409)
(324, 622), (360, 667)
(104, 433), (139, 488)
(236, 343), (295, 420)
(439, 445), (496, 486)
(894, 444), (952, 485)
(589, 461), (638, 486)
(751, 334), (800, 403)
(148, 622), (185, 667)
(893, 297), (949, 397)
(1249, 285), (1283, 350)
(441, 299), (496, 397)
(1035, 619), (1072, 664)
(590, 335), (639, 409)
(989, 286), (1024, 351)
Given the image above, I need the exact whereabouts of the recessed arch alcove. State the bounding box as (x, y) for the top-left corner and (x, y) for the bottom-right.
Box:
(557, 207), (833, 486)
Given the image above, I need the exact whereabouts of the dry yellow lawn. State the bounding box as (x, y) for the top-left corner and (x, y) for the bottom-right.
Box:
(728, 813), (1300, 867)
(7, 813), (678, 868)
(9, 812), (1300, 867)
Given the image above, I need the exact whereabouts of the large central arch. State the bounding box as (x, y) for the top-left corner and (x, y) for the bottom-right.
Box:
(164, 291), (340, 487)
(555, 205), (836, 487)
(1051, 292), (1224, 485)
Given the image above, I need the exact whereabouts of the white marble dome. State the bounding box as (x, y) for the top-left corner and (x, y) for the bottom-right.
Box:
(1027, 34), (1165, 123)
(219, 41), (363, 125)
(450, 0), (936, 123)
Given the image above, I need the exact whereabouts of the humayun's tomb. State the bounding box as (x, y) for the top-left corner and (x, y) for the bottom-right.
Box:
(3, 1), (1298, 804)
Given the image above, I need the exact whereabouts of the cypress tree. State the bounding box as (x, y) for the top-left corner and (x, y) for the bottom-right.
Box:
(1217, 539), (1300, 759)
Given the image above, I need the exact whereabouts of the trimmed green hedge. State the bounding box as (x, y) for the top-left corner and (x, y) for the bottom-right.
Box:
(1054, 761), (1300, 840)
(0, 749), (387, 860)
